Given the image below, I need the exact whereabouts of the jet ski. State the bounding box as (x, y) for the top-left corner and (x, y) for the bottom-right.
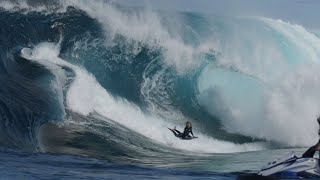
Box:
(257, 152), (320, 178)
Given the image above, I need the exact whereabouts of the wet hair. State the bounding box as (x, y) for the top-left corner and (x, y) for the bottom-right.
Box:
(186, 121), (192, 127)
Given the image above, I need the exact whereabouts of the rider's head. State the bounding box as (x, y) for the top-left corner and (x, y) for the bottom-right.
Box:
(186, 121), (192, 128)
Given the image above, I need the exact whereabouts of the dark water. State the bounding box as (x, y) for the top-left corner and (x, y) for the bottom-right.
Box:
(0, 148), (239, 180)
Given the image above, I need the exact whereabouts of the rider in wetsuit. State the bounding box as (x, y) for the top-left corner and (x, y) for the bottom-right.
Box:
(169, 122), (196, 139)
(302, 117), (320, 158)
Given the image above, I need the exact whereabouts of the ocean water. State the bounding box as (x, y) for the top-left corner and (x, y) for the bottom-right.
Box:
(0, 0), (320, 179)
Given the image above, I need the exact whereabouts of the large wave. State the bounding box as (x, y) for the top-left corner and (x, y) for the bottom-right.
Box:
(0, 0), (320, 160)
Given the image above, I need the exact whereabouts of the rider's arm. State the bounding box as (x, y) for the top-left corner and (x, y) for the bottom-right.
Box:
(190, 129), (194, 137)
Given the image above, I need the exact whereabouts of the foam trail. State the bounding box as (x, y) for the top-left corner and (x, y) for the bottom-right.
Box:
(21, 42), (266, 153)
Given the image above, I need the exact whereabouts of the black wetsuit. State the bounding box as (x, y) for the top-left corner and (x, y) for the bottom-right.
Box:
(302, 140), (320, 158)
(171, 127), (194, 139)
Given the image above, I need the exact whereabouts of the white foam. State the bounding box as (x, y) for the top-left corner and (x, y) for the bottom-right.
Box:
(58, 0), (214, 73)
(198, 18), (320, 147)
(262, 18), (320, 63)
(22, 42), (266, 153)
(0, 1), (49, 12)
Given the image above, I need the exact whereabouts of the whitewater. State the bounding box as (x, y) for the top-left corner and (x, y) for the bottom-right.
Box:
(1, 0), (320, 179)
